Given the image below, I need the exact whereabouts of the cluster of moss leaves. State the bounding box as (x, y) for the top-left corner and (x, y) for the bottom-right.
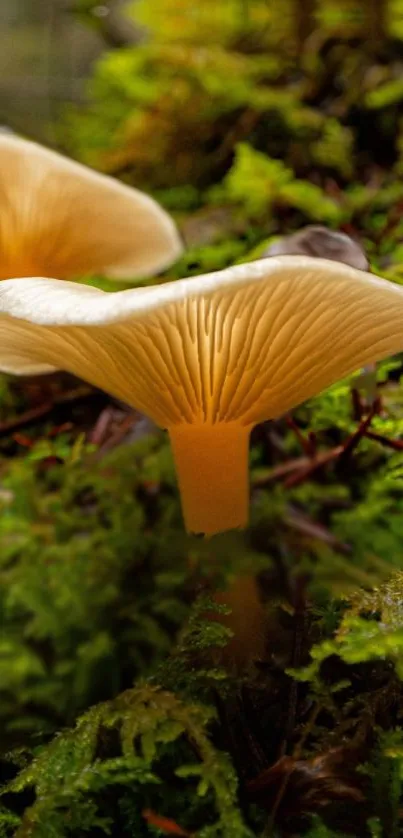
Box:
(5, 0), (403, 836)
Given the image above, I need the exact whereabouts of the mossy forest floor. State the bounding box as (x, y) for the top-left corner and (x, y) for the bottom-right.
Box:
(4, 2), (403, 836)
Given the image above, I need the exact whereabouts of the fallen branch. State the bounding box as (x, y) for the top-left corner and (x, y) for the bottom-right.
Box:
(0, 386), (100, 439)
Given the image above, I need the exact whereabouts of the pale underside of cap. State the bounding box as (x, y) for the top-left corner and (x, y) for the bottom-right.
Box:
(1, 255), (403, 533)
(0, 135), (182, 281)
(0, 255), (402, 425)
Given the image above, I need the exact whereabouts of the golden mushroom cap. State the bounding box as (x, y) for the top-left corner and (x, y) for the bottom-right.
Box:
(0, 135), (182, 281)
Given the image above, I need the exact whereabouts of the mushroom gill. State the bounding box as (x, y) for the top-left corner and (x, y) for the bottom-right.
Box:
(1, 255), (403, 534)
(0, 135), (182, 280)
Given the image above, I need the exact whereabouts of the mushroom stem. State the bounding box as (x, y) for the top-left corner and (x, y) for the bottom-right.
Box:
(168, 422), (251, 535)
(214, 574), (267, 670)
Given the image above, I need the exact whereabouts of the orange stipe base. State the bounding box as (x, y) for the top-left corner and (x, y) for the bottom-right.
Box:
(168, 422), (251, 536)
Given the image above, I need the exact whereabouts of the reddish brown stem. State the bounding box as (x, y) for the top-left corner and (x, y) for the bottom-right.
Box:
(283, 446), (344, 488)
(0, 386), (96, 439)
(285, 415), (316, 457)
(337, 407), (376, 465)
(364, 429), (403, 451)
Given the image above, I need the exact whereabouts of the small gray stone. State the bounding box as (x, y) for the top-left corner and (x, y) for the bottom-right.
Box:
(262, 225), (369, 271)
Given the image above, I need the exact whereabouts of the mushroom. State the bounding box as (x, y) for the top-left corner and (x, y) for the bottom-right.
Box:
(0, 135), (182, 281)
(1, 255), (403, 535)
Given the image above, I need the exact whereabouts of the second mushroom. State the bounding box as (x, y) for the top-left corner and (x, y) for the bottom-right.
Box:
(0, 135), (182, 281)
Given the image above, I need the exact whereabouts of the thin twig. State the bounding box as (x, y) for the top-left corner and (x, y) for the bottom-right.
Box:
(283, 445), (344, 488)
(337, 406), (376, 466)
(363, 429), (403, 451)
(285, 415), (317, 457)
(0, 386), (97, 438)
